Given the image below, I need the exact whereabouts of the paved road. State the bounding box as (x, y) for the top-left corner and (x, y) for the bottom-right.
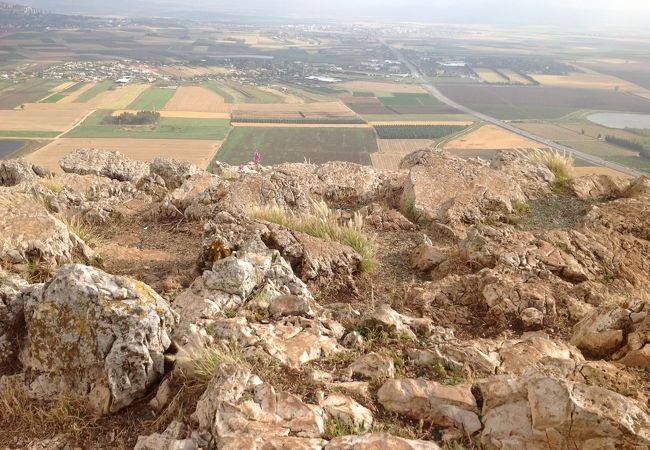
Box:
(386, 44), (642, 177)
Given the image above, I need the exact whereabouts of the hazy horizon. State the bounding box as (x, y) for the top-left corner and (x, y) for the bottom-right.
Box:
(18, 0), (650, 30)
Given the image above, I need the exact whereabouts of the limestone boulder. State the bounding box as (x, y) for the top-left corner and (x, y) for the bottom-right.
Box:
(571, 303), (633, 358)
(399, 150), (526, 228)
(0, 191), (93, 269)
(377, 378), (481, 434)
(193, 363), (325, 439)
(321, 393), (373, 431)
(0, 268), (30, 371)
(59, 148), (149, 182)
(21, 264), (177, 415)
(347, 352), (396, 380)
(325, 433), (441, 449)
(571, 174), (628, 200)
(479, 374), (650, 449)
(0, 158), (49, 187)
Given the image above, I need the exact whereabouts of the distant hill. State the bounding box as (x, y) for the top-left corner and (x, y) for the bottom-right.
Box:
(0, 1), (97, 29)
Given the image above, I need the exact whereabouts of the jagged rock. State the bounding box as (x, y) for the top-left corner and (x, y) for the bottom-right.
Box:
(399, 150), (526, 228)
(362, 203), (416, 231)
(347, 352), (395, 380)
(173, 233), (312, 353)
(360, 304), (418, 340)
(623, 174), (650, 198)
(571, 174), (628, 200)
(321, 393), (373, 431)
(0, 158), (48, 187)
(59, 148), (149, 182)
(261, 223), (362, 289)
(489, 150), (554, 197)
(325, 433), (442, 449)
(479, 373), (650, 449)
(409, 237), (448, 272)
(377, 378), (481, 434)
(269, 294), (316, 318)
(134, 422), (196, 450)
(612, 301), (650, 368)
(46, 172), (139, 224)
(519, 307), (544, 329)
(193, 363), (325, 439)
(407, 345), (500, 376)
(0, 269), (30, 371)
(571, 303), (632, 358)
(21, 264), (177, 415)
(149, 378), (173, 413)
(0, 191), (93, 269)
(251, 319), (340, 368)
(148, 157), (201, 191)
(220, 436), (324, 450)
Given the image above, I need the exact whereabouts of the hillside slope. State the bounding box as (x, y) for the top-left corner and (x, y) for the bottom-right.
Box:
(1, 148), (649, 449)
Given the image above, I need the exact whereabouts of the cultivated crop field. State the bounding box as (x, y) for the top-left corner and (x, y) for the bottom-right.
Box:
(164, 86), (230, 113)
(0, 79), (60, 109)
(128, 88), (176, 110)
(474, 68), (508, 83)
(336, 81), (427, 94)
(214, 126), (377, 166)
(26, 138), (223, 172)
(438, 85), (650, 120)
(0, 103), (90, 132)
(73, 81), (114, 103)
(64, 111), (231, 140)
(374, 124), (467, 139)
(90, 84), (151, 110)
(444, 124), (545, 150)
(231, 102), (359, 121)
(378, 93), (460, 115)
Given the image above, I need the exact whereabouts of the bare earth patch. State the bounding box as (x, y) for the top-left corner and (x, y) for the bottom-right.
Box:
(0, 103), (91, 132)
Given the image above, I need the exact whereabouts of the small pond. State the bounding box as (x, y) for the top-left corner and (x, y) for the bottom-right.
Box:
(0, 140), (24, 159)
(587, 113), (650, 130)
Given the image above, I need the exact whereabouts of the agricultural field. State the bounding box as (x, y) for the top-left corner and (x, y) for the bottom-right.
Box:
(231, 102), (359, 121)
(0, 103), (90, 132)
(474, 68), (508, 83)
(531, 71), (650, 99)
(90, 84), (151, 110)
(0, 78), (60, 109)
(374, 124), (467, 139)
(127, 88), (176, 110)
(164, 86), (230, 113)
(499, 69), (533, 85)
(378, 93), (460, 115)
(73, 80), (114, 103)
(335, 81), (426, 94)
(444, 124), (545, 150)
(26, 138), (223, 172)
(63, 111), (230, 140)
(580, 59), (650, 91)
(439, 85), (650, 120)
(214, 127), (378, 166)
(371, 138), (435, 170)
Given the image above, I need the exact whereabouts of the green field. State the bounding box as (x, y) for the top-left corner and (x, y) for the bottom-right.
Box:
(64, 111), (230, 139)
(214, 127), (378, 166)
(127, 88), (176, 110)
(73, 80), (114, 103)
(374, 124), (467, 139)
(232, 117), (366, 125)
(0, 130), (60, 138)
(363, 114), (476, 122)
(40, 93), (66, 103)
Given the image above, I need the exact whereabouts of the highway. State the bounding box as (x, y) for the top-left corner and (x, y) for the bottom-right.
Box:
(386, 44), (642, 177)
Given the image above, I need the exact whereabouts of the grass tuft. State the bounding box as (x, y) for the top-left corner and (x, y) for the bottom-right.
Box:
(525, 149), (574, 191)
(63, 216), (101, 248)
(38, 176), (64, 193)
(250, 200), (377, 272)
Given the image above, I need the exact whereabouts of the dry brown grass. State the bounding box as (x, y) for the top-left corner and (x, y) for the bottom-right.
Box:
(89, 84), (150, 110)
(0, 382), (98, 447)
(474, 68), (508, 83)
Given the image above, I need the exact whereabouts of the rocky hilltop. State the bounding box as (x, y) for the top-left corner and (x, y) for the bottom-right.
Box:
(1, 148), (649, 449)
